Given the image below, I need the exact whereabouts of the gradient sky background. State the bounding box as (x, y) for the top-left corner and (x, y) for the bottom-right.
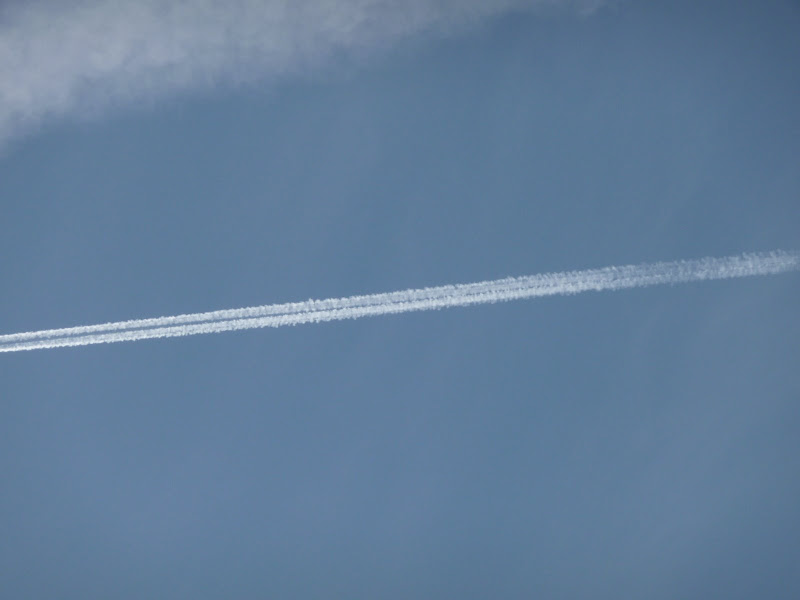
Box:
(1, 0), (799, 597)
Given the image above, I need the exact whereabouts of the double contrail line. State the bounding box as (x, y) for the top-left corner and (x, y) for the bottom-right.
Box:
(1, 250), (798, 353)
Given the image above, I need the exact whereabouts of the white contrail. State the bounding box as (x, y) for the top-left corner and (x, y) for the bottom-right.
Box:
(1, 250), (798, 352)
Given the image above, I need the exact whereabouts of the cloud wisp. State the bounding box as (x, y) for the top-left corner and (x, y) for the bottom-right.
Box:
(2, 251), (797, 353)
(0, 0), (598, 149)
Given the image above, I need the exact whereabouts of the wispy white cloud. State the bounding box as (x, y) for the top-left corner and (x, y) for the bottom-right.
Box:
(0, 0), (601, 148)
(2, 251), (797, 352)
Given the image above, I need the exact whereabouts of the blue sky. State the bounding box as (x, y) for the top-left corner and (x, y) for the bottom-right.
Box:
(1, 0), (799, 597)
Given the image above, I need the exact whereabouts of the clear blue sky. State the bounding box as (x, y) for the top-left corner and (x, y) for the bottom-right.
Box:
(1, 1), (799, 597)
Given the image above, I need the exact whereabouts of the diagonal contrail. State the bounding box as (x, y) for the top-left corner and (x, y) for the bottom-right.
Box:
(1, 250), (798, 353)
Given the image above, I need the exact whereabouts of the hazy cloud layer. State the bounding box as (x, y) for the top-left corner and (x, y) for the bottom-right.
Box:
(0, 0), (601, 148)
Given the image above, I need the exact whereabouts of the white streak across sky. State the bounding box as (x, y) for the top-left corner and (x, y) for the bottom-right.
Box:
(1, 251), (798, 353)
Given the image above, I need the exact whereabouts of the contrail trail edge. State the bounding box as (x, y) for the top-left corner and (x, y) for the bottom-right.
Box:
(1, 251), (798, 352)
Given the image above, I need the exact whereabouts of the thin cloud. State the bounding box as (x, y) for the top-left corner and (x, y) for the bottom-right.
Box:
(0, 0), (601, 148)
(2, 251), (797, 352)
